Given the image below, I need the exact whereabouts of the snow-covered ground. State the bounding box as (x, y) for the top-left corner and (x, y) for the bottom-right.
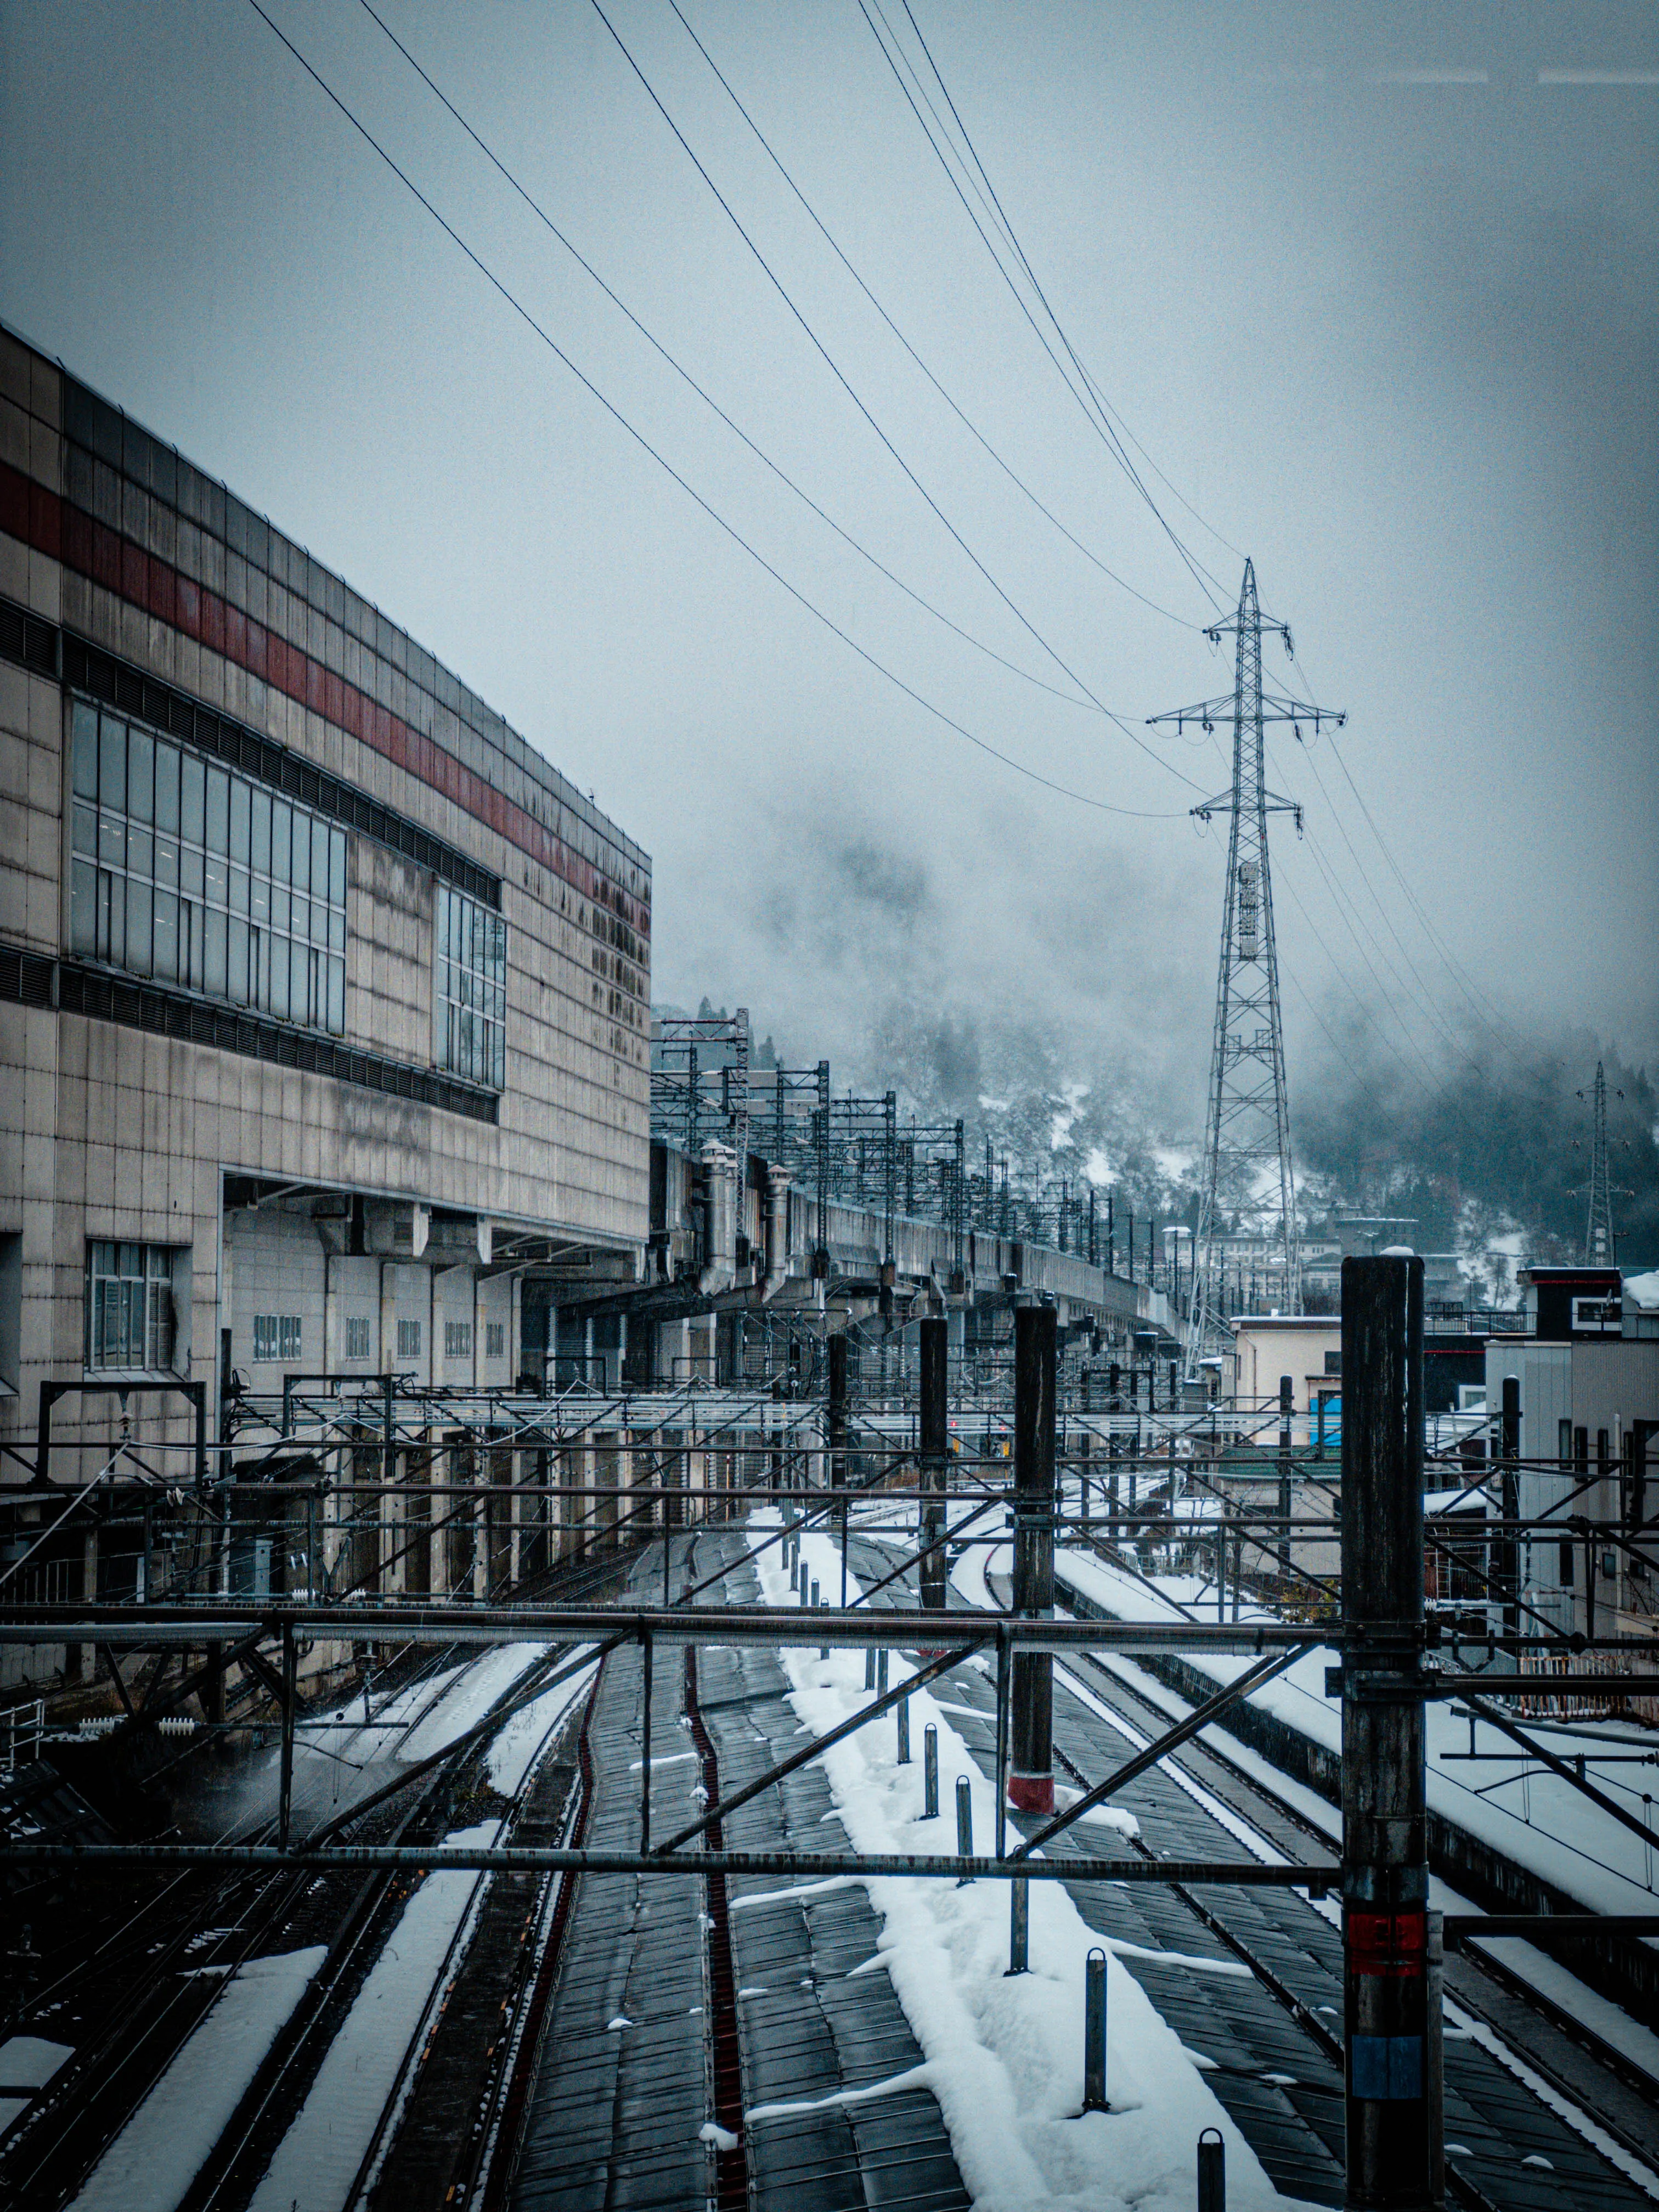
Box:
(61, 1950), (326, 2212)
(0, 2035), (71, 2142)
(751, 1510), (1324, 2212)
(61, 1643), (595, 2212)
(1051, 1545), (1659, 1920)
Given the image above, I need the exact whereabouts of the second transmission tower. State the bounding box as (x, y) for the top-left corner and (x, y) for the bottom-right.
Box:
(1150, 560), (1344, 1375)
(1580, 1059), (1621, 1266)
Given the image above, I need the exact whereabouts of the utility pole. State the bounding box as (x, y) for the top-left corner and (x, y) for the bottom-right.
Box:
(919, 1317), (948, 1612)
(1498, 1376), (1520, 1647)
(1341, 1254), (1437, 2210)
(1009, 1304), (1057, 1813)
(1149, 561), (1344, 1375)
(1278, 1373), (1293, 1577)
(827, 1333), (848, 1498)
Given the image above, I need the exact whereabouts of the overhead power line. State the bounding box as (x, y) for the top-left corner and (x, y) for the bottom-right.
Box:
(893, 0), (1249, 577)
(663, 0), (1203, 632)
(1274, 641), (1522, 1052)
(354, 0), (1125, 720)
(582, 0), (1201, 789)
(860, 0), (1226, 610)
(242, 0), (1190, 823)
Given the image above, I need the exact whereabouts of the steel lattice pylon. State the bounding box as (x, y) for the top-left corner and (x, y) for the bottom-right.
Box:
(1584, 1059), (1616, 1266)
(1150, 560), (1345, 1373)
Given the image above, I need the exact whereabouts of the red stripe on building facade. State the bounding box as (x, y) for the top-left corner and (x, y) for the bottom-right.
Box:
(1, 459), (650, 941)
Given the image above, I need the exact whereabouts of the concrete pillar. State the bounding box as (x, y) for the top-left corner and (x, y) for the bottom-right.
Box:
(1341, 1255), (1435, 2210)
(1009, 1304), (1056, 1814)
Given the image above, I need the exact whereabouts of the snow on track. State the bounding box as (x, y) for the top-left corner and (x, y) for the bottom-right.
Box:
(63, 1949), (326, 2212)
(751, 1511), (1324, 2212)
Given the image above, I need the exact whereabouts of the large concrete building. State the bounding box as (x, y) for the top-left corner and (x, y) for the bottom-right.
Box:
(0, 324), (651, 1479)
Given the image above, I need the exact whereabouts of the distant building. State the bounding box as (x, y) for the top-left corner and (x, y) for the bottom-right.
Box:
(1224, 1314), (1341, 1417)
(1487, 1267), (1658, 1658)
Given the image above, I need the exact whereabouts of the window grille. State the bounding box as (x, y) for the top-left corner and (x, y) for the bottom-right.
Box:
(345, 1316), (371, 1361)
(485, 1322), (505, 1360)
(87, 1242), (177, 1369)
(252, 1314), (302, 1364)
(445, 1321), (473, 1359)
(436, 884), (506, 1090)
(397, 1318), (422, 1359)
(69, 701), (347, 1035)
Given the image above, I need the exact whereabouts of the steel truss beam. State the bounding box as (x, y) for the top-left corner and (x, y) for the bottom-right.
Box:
(0, 1841), (1340, 1884)
(0, 1604), (1328, 1652)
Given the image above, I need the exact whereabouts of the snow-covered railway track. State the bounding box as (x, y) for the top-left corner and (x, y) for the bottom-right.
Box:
(338, 1660), (598, 2212)
(845, 1529), (1659, 2210)
(171, 1644), (599, 2212)
(1065, 1647), (1659, 2159)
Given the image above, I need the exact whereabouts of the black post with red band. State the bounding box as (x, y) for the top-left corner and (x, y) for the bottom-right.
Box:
(1340, 1255), (1439, 2208)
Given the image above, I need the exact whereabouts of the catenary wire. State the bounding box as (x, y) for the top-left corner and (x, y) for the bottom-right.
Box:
(663, 0), (1204, 631)
(354, 0), (1130, 720)
(895, 0), (1249, 572)
(861, 0), (1226, 609)
(1282, 640), (1519, 1046)
(241, 1), (1189, 822)
(583, 0), (1205, 789)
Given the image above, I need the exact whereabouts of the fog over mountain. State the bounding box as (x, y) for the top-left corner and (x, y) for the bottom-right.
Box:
(4, 0), (1654, 1259)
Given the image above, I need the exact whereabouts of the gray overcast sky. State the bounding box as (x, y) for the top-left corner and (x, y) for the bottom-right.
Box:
(3, 0), (1655, 1127)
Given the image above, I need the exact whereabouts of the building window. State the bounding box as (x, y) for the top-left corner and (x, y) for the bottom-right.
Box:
(87, 1242), (177, 1370)
(252, 1315), (302, 1363)
(397, 1318), (422, 1359)
(345, 1316), (371, 1361)
(445, 1320), (473, 1360)
(485, 1322), (505, 1360)
(436, 884), (506, 1091)
(69, 701), (347, 1036)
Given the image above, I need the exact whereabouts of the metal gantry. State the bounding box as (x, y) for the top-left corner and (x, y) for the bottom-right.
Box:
(649, 1030), (1119, 1284)
(7, 1268), (1659, 2212)
(1149, 559), (1345, 1373)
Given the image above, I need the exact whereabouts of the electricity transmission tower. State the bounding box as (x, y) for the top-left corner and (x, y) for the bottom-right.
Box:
(1580, 1060), (1620, 1265)
(1149, 560), (1344, 1374)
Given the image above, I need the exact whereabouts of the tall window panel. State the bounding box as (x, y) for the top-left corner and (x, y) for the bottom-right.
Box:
(69, 701), (348, 1036)
(436, 884), (506, 1091)
(86, 1242), (179, 1371)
